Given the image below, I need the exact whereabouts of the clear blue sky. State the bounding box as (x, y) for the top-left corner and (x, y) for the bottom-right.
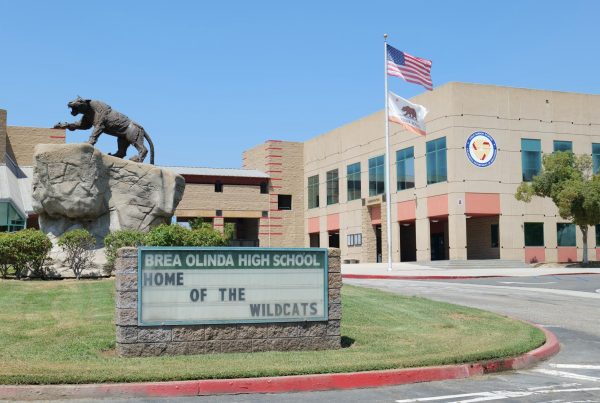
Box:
(1, 1), (598, 168)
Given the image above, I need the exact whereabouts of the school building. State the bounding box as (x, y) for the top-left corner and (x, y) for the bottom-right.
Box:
(172, 82), (600, 264)
(3, 82), (600, 264)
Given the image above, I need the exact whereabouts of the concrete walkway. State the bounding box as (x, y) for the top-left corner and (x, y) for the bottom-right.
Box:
(342, 262), (600, 279)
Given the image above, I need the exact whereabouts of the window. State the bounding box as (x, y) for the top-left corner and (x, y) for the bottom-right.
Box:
(347, 162), (361, 201)
(596, 224), (600, 247)
(396, 146), (415, 191)
(215, 181), (223, 192)
(553, 140), (572, 153)
(593, 144), (600, 174)
(0, 202), (26, 232)
(328, 231), (340, 248)
(260, 182), (268, 194)
(426, 137), (447, 185)
(347, 233), (362, 247)
(557, 223), (576, 247)
(309, 233), (320, 247)
(524, 222), (544, 246)
(521, 139), (542, 181)
(368, 155), (385, 196)
(326, 169), (339, 205)
(491, 224), (499, 248)
(307, 175), (319, 209)
(277, 194), (292, 210)
(215, 209), (222, 217)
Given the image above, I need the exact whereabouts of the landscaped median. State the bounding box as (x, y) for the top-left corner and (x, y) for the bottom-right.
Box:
(0, 280), (548, 387)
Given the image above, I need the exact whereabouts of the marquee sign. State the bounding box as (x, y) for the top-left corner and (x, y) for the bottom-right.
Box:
(138, 247), (328, 326)
(466, 131), (497, 167)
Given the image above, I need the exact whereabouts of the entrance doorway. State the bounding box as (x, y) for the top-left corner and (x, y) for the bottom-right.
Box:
(399, 222), (416, 262)
(375, 224), (382, 262)
(225, 218), (259, 247)
(466, 216), (500, 259)
(430, 218), (449, 260)
(328, 231), (340, 248)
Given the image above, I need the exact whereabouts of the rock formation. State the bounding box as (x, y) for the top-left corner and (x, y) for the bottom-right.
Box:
(32, 143), (185, 247)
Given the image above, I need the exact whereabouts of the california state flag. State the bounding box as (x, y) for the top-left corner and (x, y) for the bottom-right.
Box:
(388, 91), (428, 136)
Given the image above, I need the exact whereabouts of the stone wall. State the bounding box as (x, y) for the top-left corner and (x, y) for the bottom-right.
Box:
(114, 247), (342, 357)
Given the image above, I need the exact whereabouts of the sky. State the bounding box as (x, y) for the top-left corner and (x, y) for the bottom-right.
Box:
(1, 0), (599, 168)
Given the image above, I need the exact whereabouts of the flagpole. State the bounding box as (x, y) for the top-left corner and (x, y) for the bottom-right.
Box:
(383, 34), (393, 271)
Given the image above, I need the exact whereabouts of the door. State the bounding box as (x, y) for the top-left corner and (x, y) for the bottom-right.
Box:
(431, 233), (445, 261)
(375, 225), (382, 262)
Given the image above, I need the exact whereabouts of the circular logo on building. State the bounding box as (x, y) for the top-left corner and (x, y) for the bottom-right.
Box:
(466, 131), (497, 167)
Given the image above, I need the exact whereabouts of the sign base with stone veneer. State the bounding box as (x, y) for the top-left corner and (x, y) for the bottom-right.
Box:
(114, 247), (342, 356)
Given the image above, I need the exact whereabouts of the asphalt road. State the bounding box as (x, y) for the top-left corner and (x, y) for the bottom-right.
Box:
(40, 274), (600, 403)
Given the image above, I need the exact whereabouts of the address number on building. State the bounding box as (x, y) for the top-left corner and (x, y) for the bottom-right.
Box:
(138, 247), (328, 326)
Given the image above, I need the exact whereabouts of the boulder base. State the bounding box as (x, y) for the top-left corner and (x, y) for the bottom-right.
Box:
(32, 143), (185, 275)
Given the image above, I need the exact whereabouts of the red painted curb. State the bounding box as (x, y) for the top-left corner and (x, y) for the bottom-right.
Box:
(343, 272), (600, 280)
(0, 325), (559, 400)
(342, 274), (509, 280)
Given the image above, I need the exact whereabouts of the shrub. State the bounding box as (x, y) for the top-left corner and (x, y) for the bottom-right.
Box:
(0, 233), (11, 279)
(103, 229), (145, 275)
(223, 222), (235, 243)
(143, 224), (191, 247)
(58, 229), (96, 280)
(0, 230), (52, 279)
(189, 218), (213, 231)
(144, 224), (228, 247)
(187, 227), (228, 247)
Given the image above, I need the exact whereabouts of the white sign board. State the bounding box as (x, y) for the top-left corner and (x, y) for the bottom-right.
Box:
(138, 248), (328, 326)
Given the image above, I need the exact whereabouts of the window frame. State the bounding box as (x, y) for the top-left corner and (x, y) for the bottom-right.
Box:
(592, 143), (600, 175)
(346, 162), (361, 201)
(521, 138), (542, 182)
(396, 146), (415, 191)
(553, 140), (573, 153)
(368, 155), (385, 196)
(326, 169), (339, 205)
(557, 223), (576, 247)
(524, 222), (544, 247)
(307, 175), (319, 209)
(277, 194), (292, 210)
(426, 137), (447, 185)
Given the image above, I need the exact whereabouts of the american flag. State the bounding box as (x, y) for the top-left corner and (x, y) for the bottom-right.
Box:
(387, 45), (433, 91)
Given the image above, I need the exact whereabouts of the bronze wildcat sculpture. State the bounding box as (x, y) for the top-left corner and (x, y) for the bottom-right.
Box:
(54, 97), (155, 164)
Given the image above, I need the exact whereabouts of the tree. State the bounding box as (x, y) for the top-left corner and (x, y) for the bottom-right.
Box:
(58, 229), (96, 279)
(515, 152), (600, 264)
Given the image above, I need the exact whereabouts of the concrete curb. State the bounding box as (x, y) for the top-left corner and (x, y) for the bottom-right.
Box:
(342, 272), (600, 280)
(0, 326), (559, 400)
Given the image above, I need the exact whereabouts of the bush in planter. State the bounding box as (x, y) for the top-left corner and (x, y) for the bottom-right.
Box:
(58, 229), (95, 280)
(143, 224), (228, 247)
(143, 224), (191, 247)
(0, 232), (12, 279)
(103, 229), (145, 275)
(186, 227), (228, 247)
(0, 229), (52, 279)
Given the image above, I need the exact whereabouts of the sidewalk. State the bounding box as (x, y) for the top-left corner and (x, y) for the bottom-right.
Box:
(342, 262), (600, 279)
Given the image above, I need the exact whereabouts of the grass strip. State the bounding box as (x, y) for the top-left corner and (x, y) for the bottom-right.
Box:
(0, 279), (545, 384)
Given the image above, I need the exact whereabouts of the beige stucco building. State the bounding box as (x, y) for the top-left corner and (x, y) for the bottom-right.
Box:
(4, 82), (600, 264)
(178, 82), (600, 264)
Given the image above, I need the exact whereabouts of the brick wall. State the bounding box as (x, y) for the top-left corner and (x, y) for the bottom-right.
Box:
(175, 183), (269, 217)
(114, 247), (342, 357)
(243, 141), (305, 248)
(6, 126), (66, 166)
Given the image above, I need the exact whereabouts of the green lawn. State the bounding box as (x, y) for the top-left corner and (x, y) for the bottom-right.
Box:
(0, 279), (545, 384)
